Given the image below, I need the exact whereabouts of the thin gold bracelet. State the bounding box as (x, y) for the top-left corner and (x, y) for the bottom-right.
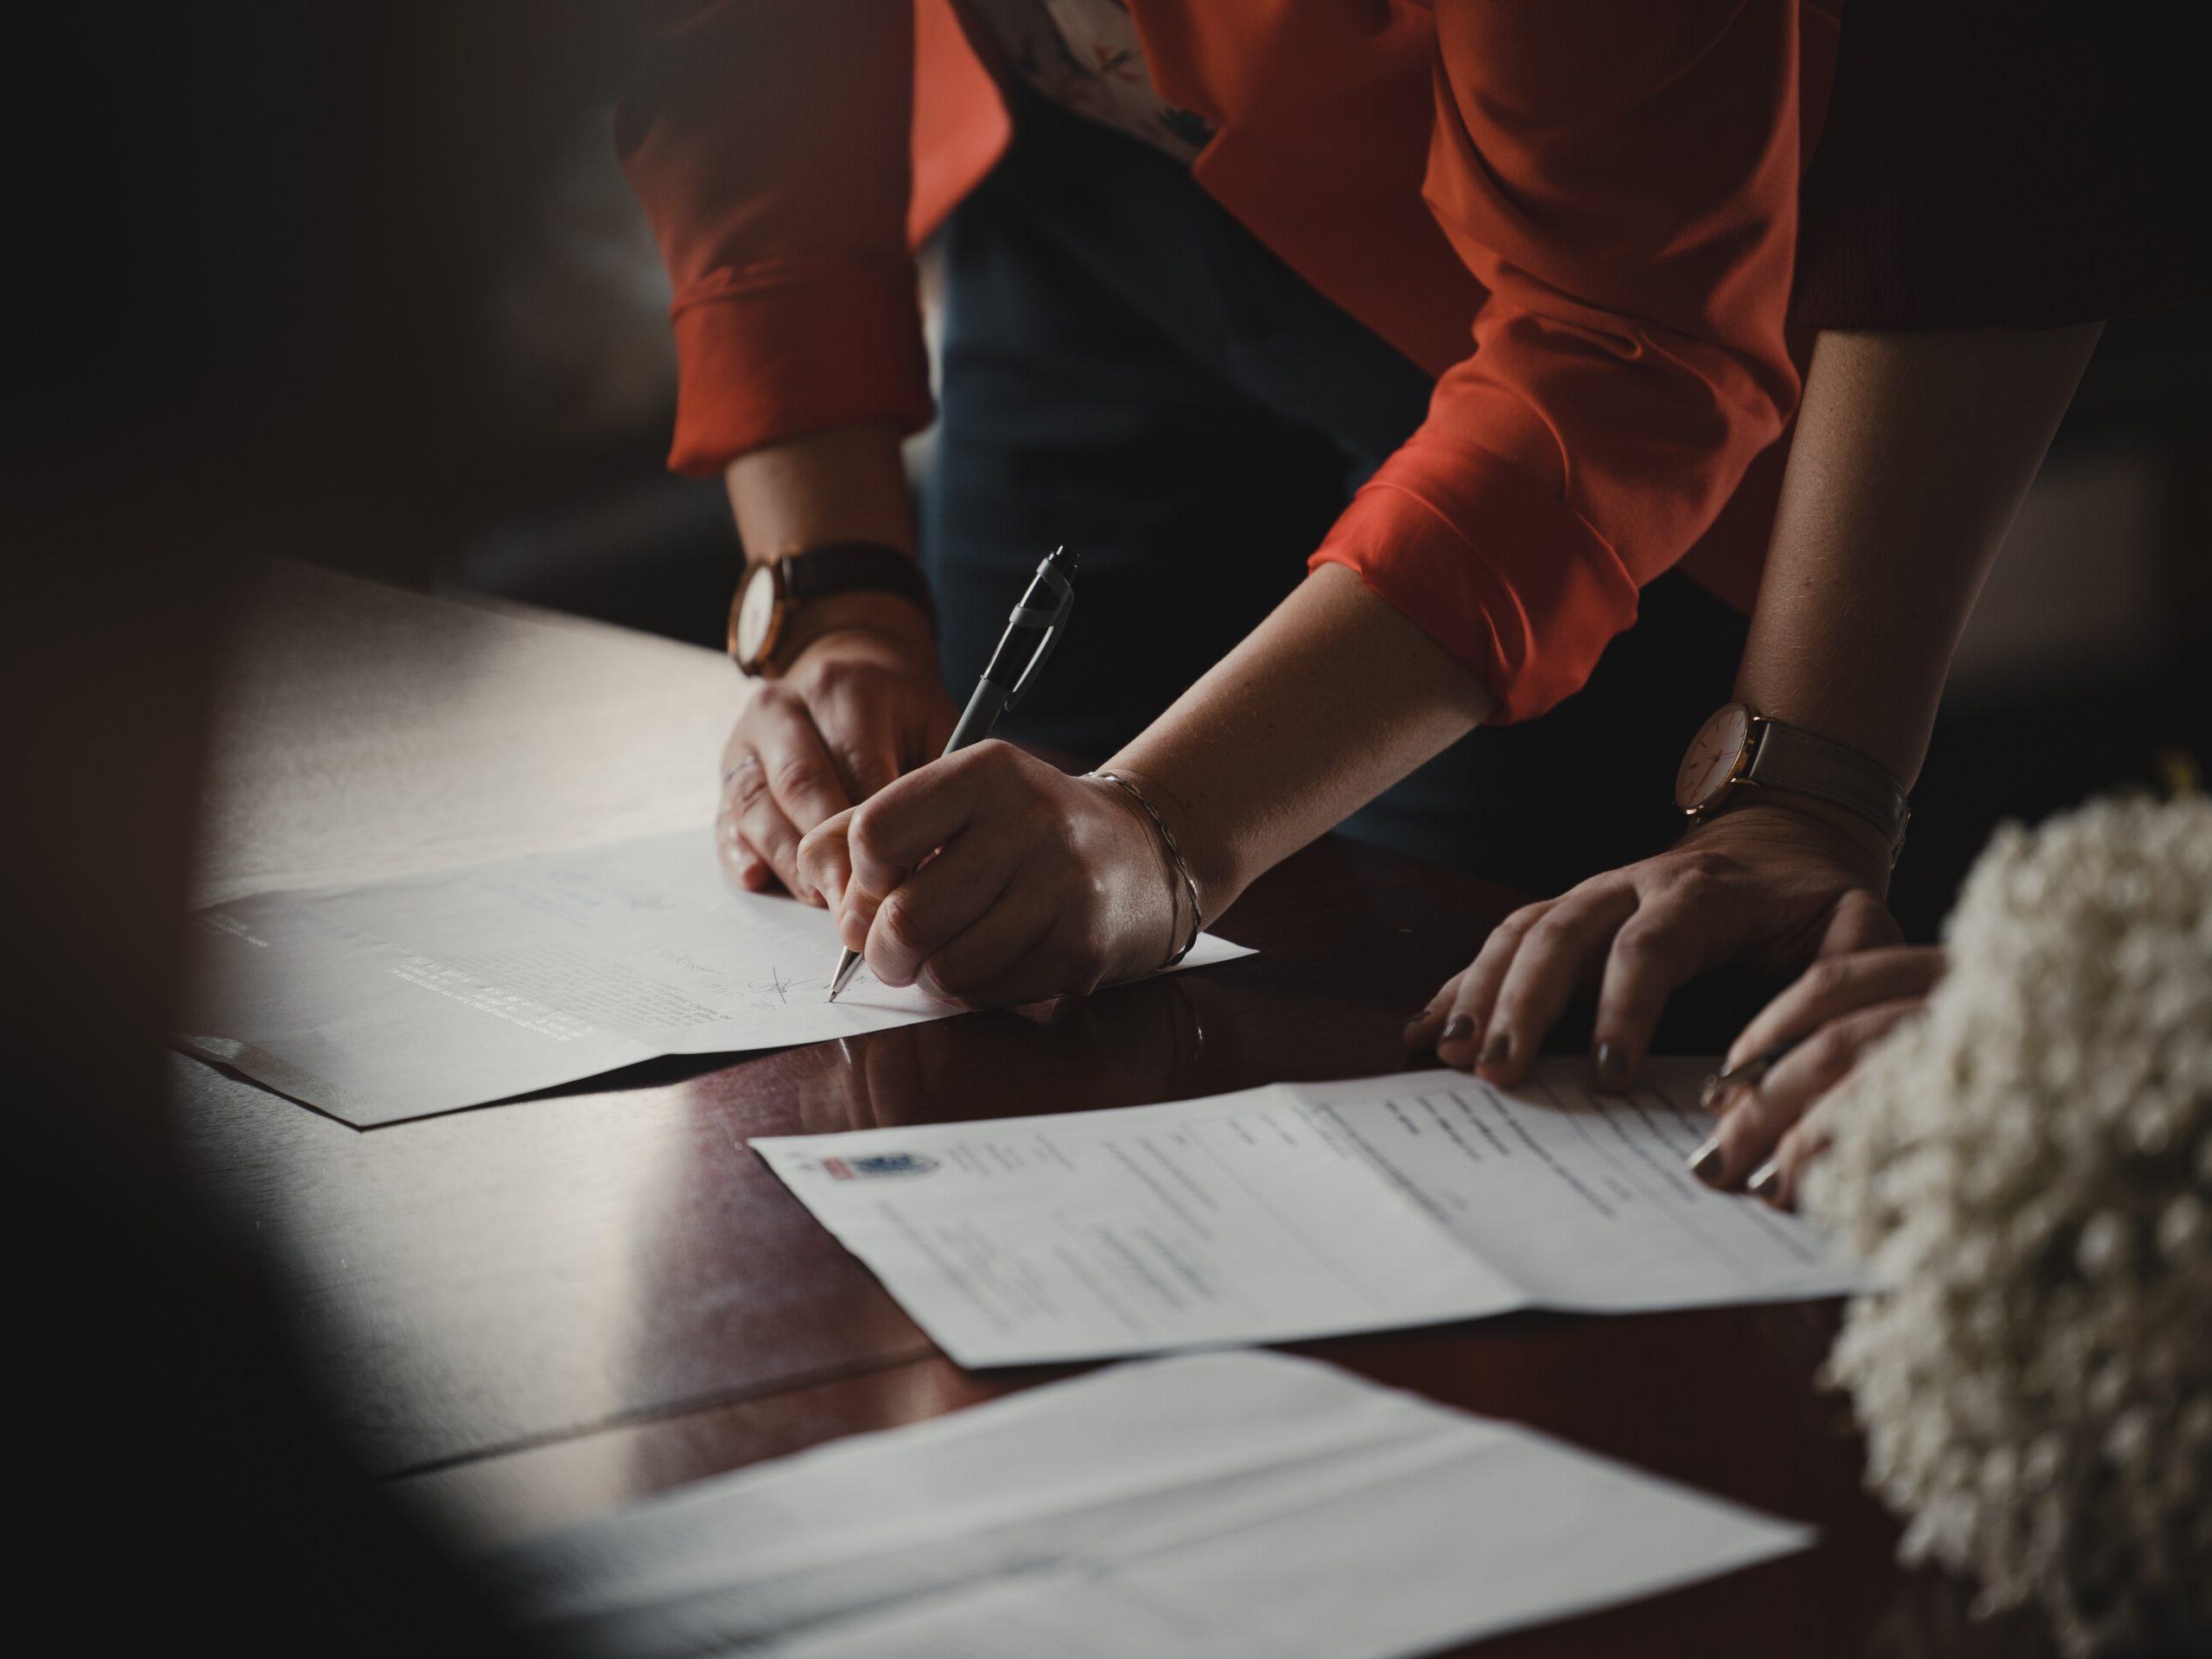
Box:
(1088, 770), (1203, 969)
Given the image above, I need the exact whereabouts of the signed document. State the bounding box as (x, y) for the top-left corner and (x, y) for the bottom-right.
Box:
(176, 829), (1253, 1126)
(484, 1351), (1811, 1659)
(753, 1061), (1863, 1364)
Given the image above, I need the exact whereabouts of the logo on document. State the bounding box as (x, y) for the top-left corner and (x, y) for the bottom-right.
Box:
(822, 1153), (939, 1180)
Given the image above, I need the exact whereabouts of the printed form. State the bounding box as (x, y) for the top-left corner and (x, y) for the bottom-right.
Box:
(177, 829), (1252, 1126)
(753, 1059), (1863, 1364)
(486, 1351), (1812, 1659)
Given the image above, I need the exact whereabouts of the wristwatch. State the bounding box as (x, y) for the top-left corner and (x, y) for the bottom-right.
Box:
(727, 541), (933, 677)
(1675, 702), (1911, 858)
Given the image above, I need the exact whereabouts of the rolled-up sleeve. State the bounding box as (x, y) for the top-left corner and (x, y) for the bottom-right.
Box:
(1311, 0), (1818, 722)
(617, 0), (933, 474)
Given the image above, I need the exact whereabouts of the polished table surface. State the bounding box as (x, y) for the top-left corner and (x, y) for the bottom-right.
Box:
(175, 563), (2049, 1657)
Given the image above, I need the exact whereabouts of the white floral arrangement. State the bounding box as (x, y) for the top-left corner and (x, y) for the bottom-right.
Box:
(1805, 793), (2212, 1657)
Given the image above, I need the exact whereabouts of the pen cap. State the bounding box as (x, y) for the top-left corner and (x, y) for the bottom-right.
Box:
(982, 546), (1076, 701)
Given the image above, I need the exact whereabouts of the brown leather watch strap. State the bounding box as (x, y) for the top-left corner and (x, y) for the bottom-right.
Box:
(779, 541), (933, 627)
(1741, 718), (1911, 855)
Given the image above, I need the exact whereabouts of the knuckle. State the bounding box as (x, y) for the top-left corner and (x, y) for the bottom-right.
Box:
(1806, 1021), (1859, 1077)
(730, 768), (773, 815)
(768, 749), (826, 798)
(1497, 902), (1549, 938)
(753, 684), (801, 721)
(1669, 849), (1731, 883)
(1522, 907), (1583, 950)
(1608, 918), (1668, 965)
(1666, 865), (1726, 906)
(830, 741), (880, 791)
(1802, 956), (1850, 1001)
(953, 738), (1016, 780)
(847, 798), (887, 856)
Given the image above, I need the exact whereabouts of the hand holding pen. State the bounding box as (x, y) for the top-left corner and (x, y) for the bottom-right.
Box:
(797, 547), (1202, 1009)
(823, 545), (1077, 1001)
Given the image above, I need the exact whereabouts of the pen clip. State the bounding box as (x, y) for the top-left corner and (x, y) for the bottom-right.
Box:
(1005, 590), (1071, 709)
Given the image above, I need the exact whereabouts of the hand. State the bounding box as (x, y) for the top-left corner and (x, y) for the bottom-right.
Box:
(716, 605), (957, 903)
(1404, 800), (1901, 1090)
(1692, 943), (1946, 1206)
(795, 742), (1184, 1007)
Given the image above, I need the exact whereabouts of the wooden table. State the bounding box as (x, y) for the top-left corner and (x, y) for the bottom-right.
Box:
(176, 564), (2045, 1657)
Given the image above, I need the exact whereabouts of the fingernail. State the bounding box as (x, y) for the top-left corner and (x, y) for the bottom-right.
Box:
(1746, 1160), (1783, 1202)
(1697, 1071), (1731, 1112)
(1440, 1014), (1473, 1044)
(1480, 1031), (1511, 1069)
(1592, 1041), (1629, 1092)
(1688, 1135), (1727, 1186)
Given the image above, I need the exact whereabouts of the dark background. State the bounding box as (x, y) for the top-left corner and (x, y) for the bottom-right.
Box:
(23, 7), (2200, 939)
(3, 7), (2203, 1646)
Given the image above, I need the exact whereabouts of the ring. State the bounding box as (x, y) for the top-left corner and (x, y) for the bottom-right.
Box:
(721, 752), (762, 788)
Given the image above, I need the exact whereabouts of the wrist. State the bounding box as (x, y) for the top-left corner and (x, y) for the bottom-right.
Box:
(777, 589), (936, 671)
(1091, 760), (1240, 928)
(1689, 793), (1893, 886)
(1085, 770), (1203, 970)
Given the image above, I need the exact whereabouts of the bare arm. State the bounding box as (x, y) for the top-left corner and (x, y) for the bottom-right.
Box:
(1412, 321), (2103, 1109)
(1103, 563), (1493, 919)
(1738, 324), (2102, 786)
(800, 567), (1496, 1004)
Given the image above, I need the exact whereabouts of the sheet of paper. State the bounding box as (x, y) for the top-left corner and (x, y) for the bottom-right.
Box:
(752, 1060), (1862, 1364)
(482, 1351), (1812, 1659)
(175, 829), (1253, 1126)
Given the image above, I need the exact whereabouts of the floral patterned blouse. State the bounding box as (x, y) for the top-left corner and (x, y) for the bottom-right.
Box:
(964, 0), (1213, 162)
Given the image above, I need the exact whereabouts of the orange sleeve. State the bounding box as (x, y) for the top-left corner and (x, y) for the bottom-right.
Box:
(1310, 0), (1816, 723)
(616, 0), (933, 475)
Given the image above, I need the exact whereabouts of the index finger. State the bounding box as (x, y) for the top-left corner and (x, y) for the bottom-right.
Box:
(796, 807), (858, 914)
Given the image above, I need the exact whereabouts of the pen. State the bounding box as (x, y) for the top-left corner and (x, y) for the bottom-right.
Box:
(826, 545), (1077, 1002)
(1697, 1038), (1801, 1111)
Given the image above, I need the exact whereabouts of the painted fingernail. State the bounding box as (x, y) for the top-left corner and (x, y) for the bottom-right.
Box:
(1746, 1160), (1783, 1202)
(1688, 1135), (1727, 1186)
(1480, 1031), (1511, 1069)
(1592, 1041), (1629, 1092)
(1440, 1014), (1474, 1044)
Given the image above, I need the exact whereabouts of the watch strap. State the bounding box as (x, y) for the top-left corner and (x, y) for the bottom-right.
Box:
(779, 541), (933, 627)
(1743, 718), (1911, 853)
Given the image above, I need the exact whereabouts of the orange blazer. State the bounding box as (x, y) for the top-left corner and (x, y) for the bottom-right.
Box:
(620, 1), (1840, 722)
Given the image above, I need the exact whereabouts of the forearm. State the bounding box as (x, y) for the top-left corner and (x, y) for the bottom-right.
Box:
(1735, 325), (2101, 787)
(724, 423), (931, 653)
(726, 423), (916, 558)
(1105, 563), (1492, 918)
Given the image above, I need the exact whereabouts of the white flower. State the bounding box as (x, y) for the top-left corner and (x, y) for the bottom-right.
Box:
(1805, 794), (2212, 1656)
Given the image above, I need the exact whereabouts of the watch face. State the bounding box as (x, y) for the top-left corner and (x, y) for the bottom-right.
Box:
(730, 563), (781, 668)
(1675, 702), (1753, 811)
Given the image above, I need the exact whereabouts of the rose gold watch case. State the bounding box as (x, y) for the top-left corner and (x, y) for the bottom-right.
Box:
(727, 561), (790, 677)
(1675, 701), (1756, 817)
